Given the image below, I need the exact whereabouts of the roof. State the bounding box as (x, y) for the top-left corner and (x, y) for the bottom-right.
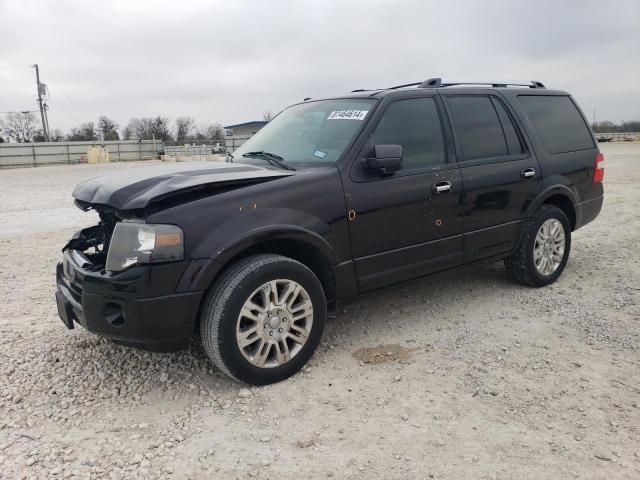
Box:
(297, 78), (567, 105)
(224, 121), (268, 129)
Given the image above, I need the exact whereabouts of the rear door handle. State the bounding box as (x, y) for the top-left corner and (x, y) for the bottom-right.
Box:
(432, 181), (452, 194)
(521, 168), (536, 179)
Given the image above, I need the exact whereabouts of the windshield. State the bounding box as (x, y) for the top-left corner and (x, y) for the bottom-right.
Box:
(232, 99), (377, 166)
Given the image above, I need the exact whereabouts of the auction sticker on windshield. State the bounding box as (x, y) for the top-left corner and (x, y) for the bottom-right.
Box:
(327, 110), (369, 120)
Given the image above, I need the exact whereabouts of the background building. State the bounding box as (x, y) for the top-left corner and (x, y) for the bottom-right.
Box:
(224, 121), (267, 137)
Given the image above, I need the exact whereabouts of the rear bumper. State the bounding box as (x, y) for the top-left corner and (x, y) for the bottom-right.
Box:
(55, 250), (203, 351)
(575, 195), (603, 229)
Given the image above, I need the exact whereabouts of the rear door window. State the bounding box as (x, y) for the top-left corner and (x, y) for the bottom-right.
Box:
(518, 95), (594, 154)
(446, 96), (509, 160)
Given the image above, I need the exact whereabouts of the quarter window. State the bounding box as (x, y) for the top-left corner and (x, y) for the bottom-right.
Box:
(372, 98), (445, 170)
(518, 95), (594, 154)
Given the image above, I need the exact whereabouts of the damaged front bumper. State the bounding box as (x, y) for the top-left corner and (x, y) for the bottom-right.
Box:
(55, 246), (203, 351)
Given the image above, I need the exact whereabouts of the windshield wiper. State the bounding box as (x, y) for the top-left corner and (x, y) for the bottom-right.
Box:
(241, 151), (296, 171)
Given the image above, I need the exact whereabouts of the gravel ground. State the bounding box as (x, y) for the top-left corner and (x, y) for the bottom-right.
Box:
(1, 144), (639, 480)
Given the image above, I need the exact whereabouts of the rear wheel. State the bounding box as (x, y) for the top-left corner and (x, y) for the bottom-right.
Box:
(505, 205), (571, 287)
(200, 254), (326, 385)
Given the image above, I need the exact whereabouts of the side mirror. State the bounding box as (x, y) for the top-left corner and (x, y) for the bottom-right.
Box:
(361, 144), (402, 175)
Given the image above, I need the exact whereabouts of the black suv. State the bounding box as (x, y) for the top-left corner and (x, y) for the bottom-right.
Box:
(56, 78), (604, 385)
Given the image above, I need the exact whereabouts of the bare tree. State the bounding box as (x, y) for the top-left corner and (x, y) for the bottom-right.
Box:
(67, 122), (97, 141)
(123, 116), (172, 141)
(32, 130), (47, 142)
(175, 116), (196, 142)
(263, 110), (274, 122)
(194, 122), (226, 141)
(49, 129), (65, 142)
(32, 128), (63, 142)
(121, 120), (137, 140)
(592, 120), (640, 133)
(97, 116), (120, 141)
(4, 112), (39, 143)
(145, 116), (172, 141)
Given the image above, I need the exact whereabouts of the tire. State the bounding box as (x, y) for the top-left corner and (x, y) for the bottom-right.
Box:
(505, 205), (571, 287)
(200, 254), (326, 385)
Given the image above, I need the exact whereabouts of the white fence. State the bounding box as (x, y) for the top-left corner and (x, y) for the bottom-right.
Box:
(0, 135), (254, 169)
(163, 144), (224, 157)
(224, 135), (252, 151)
(595, 132), (640, 142)
(0, 140), (163, 168)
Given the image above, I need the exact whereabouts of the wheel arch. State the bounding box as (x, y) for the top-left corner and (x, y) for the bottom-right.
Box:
(184, 227), (338, 335)
(527, 185), (578, 230)
(215, 231), (337, 304)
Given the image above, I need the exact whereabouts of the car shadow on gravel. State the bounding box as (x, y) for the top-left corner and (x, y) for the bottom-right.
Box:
(38, 261), (511, 399)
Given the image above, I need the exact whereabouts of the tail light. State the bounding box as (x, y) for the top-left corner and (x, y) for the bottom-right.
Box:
(593, 152), (605, 183)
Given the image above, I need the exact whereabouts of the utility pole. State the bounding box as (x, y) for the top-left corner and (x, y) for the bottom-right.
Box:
(43, 104), (51, 139)
(33, 64), (49, 142)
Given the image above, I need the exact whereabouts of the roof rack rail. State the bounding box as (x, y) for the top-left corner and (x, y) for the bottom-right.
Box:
(351, 82), (423, 93)
(419, 78), (545, 89)
(350, 78), (545, 95)
(388, 82), (423, 90)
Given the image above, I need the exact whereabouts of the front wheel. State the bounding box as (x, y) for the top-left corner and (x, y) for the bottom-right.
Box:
(200, 254), (326, 385)
(505, 205), (571, 287)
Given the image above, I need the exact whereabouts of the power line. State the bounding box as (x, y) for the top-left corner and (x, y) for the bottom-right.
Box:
(0, 65), (32, 70)
(0, 110), (39, 114)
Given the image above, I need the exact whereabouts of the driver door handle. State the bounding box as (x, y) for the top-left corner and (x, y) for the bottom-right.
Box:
(521, 167), (536, 179)
(432, 181), (452, 194)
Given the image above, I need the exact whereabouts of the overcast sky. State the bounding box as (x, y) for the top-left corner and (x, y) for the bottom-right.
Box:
(1, 0), (639, 132)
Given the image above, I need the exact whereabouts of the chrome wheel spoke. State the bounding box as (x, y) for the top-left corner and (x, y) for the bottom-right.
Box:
(253, 340), (272, 367)
(289, 324), (310, 344)
(291, 300), (313, 318)
(275, 340), (291, 364)
(272, 281), (283, 304)
(246, 299), (266, 314)
(259, 288), (270, 309)
(240, 306), (261, 322)
(237, 326), (260, 348)
(282, 283), (301, 308)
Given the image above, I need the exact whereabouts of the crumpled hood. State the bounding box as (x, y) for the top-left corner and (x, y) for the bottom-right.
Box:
(73, 161), (295, 211)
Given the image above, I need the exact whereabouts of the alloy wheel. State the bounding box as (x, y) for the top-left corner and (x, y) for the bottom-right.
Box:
(235, 279), (314, 368)
(533, 219), (565, 276)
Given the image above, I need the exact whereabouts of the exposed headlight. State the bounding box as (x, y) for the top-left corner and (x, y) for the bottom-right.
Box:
(106, 222), (183, 272)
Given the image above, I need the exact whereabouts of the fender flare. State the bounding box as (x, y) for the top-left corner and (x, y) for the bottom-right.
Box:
(525, 184), (578, 219)
(511, 185), (579, 250)
(180, 225), (340, 293)
(215, 225), (340, 266)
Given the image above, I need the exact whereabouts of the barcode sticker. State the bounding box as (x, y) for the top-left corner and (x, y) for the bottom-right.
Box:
(327, 110), (369, 120)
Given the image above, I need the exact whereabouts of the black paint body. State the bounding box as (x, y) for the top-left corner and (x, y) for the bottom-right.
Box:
(56, 86), (604, 349)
